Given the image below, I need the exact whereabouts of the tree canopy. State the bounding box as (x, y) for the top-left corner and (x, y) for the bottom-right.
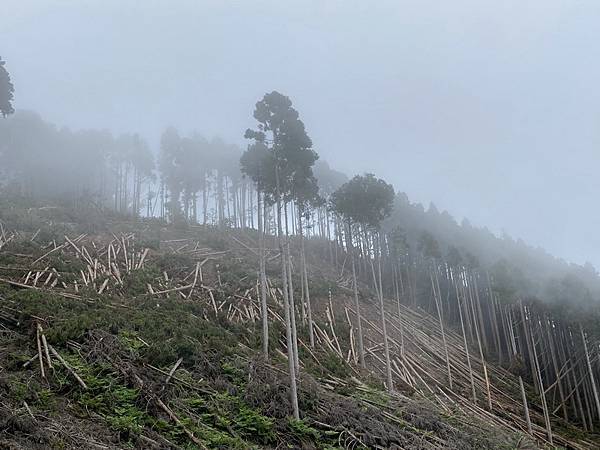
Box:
(244, 91), (319, 206)
(0, 57), (14, 118)
(330, 173), (395, 229)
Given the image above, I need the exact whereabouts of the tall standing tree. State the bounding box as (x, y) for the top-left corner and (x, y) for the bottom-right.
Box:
(314, 160), (348, 263)
(331, 173), (395, 392)
(244, 91), (318, 420)
(130, 134), (155, 218)
(294, 171), (322, 348)
(0, 57), (14, 118)
(158, 127), (184, 223)
(240, 141), (274, 359)
(388, 226), (409, 351)
(418, 230), (453, 389)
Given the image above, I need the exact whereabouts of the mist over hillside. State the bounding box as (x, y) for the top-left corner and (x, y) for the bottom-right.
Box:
(2, 109), (599, 317)
(3, 0), (600, 268)
(2, 2), (600, 449)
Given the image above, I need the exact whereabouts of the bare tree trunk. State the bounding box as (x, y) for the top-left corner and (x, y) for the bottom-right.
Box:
(507, 302), (532, 433)
(257, 190), (269, 358)
(284, 202), (300, 377)
(519, 376), (533, 435)
(469, 272), (492, 410)
(275, 166), (299, 420)
(298, 206), (315, 348)
(521, 302), (552, 444)
(348, 223), (365, 368)
(431, 267), (452, 390)
(473, 275), (489, 354)
(455, 270), (476, 402)
(202, 171), (208, 225)
(325, 207), (333, 264)
(374, 232), (393, 392)
(393, 264), (405, 355)
(581, 325), (600, 423)
(546, 317), (568, 421)
(217, 171), (225, 226)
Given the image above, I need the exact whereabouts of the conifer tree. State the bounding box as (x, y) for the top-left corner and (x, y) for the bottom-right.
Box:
(244, 91), (318, 419)
(0, 57), (14, 118)
(331, 173), (395, 389)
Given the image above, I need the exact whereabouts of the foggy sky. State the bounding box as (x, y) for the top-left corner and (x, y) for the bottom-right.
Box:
(2, 0), (600, 267)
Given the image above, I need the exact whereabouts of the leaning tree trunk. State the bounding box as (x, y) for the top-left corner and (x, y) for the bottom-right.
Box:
(468, 272), (492, 410)
(375, 232), (393, 393)
(431, 267), (452, 390)
(298, 205), (315, 348)
(581, 325), (600, 423)
(520, 301), (552, 444)
(392, 263), (405, 355)
(454, 269), (476, 403)
(507, 302), (532, 434)
(347, 222), (366, 368)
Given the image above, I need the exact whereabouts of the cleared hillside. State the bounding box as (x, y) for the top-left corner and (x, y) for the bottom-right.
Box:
(0, 206), (598, 449)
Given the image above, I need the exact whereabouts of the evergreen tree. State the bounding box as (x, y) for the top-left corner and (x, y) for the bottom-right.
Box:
(331, 173), (395, 388)
(244, 91), (318, 419)
(0, 57), (14, 118)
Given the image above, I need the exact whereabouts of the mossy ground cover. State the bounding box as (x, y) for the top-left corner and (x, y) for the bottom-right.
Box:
(0, 287), (347, 448)
(0, 220), (553, 449)
(2, 283), (503, 449)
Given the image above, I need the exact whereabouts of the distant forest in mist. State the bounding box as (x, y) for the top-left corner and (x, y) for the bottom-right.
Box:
(1, 108), (599, 321)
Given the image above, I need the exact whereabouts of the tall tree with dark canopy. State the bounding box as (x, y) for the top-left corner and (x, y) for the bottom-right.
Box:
(331, 173), (395, 389)
(244, 90), (318, 420)
(0, 57), (15, 118)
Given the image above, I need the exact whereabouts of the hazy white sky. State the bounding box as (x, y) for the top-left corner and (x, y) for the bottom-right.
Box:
(2, 0), (600, 266)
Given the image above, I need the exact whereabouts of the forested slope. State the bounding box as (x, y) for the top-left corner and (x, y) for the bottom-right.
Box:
(0, 203), (598, 449)
(1, 70), (600, 449)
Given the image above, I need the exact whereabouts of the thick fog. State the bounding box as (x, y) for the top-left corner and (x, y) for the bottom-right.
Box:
(2, 0), (600, 267)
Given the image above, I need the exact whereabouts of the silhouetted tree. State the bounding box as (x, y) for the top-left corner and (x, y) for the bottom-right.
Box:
(0, 57), (14, 118)
(158, 127), (184, 222)
(331, 173), (395, 389)
(245, 91), (318, 419)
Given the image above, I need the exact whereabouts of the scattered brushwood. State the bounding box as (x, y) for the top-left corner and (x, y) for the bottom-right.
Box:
(1, 223), (599, 449)
(338, 297), (600, 449)
(0, 222), (17, 251)
(0, 282), (529, 449)
(0, 231), (155, 299)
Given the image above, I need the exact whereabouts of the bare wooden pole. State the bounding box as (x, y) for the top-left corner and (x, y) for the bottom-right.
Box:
(454, 270), (476, 403)
(581, 325), (600, 424)
(521, 304), (552, 444)
(468, 272), (492, 410)
(36, 326), (45, 379)
(546, 317), (568, 421)
(284, 202), (300, 377)
(393, 263), (405, 356)
(431, 268), (452, 390)
(486, 273), (503, 364)
(519, 376), (533, 435)
(299, 208), (315, 348)
(507, 305), (533, 435)
(347, 223), (365, 368)
(257, 190), (269, 358)
(275, 165), (299, 420)
(375, 233), (393, 393)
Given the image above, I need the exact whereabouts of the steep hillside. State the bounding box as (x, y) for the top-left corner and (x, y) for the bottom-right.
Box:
(0, 208), (598, 449)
